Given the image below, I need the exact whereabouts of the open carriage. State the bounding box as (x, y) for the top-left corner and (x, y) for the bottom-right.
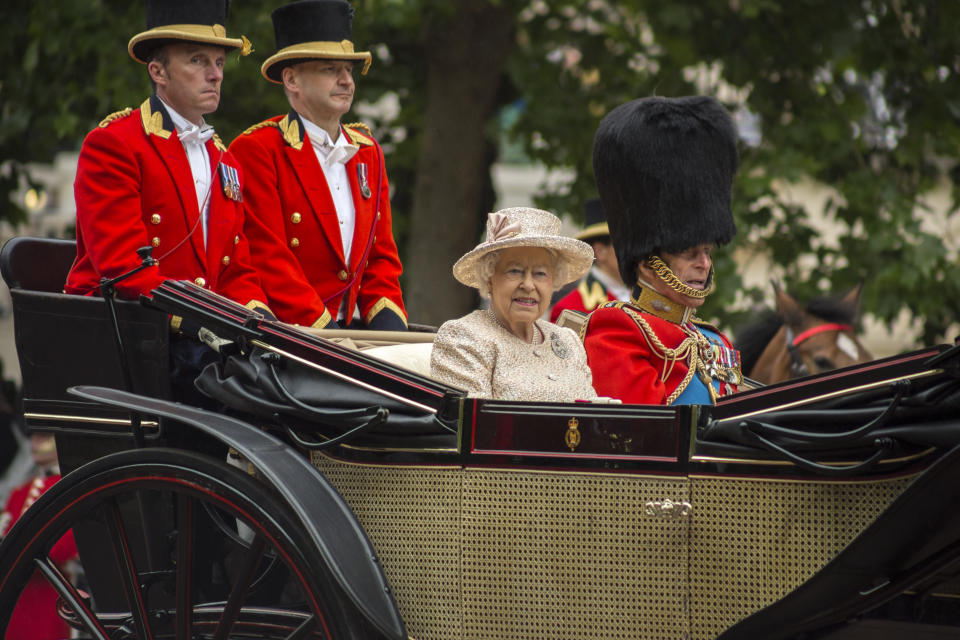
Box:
(1, 236), (959, 640)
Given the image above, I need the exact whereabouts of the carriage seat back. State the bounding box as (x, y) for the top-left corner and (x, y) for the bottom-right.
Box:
(0, 236), (77, 292)
(0, 237), (171, 449)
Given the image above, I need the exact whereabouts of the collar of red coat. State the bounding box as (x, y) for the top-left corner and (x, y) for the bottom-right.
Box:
(631, 284), (694, 324)
(273, 110), (376, 152)
(139, 95), (226, 151)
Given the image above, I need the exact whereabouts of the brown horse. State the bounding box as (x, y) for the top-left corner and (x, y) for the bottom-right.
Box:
(735, 282), (873, 385)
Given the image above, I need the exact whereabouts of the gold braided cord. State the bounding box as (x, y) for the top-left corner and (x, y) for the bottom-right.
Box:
(645, 256), (714, 299)
(98, 107), (133, 128)
(619, 306), (699, 404)
(241, 120), (279, 136)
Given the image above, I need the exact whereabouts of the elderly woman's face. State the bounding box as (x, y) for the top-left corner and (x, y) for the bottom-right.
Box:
(490, 247), (554, 336)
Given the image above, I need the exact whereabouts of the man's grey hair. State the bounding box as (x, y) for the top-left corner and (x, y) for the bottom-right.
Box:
(475, 248), (568, 299)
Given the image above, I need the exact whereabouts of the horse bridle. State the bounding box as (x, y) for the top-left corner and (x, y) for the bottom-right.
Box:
(783, 322), (853, 378)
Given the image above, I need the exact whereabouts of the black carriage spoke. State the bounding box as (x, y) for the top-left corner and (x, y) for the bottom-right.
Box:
(103, 499), (155, 640)
(33, 555), (111, 640)
(213, 534), (268, 640)
(175, 493), (195, 640)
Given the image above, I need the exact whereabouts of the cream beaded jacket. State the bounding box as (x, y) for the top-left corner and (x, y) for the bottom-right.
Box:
(430, 309), (598, 402)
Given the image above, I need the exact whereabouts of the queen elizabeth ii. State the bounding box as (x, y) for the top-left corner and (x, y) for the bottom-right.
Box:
(430, 207), (598, 402)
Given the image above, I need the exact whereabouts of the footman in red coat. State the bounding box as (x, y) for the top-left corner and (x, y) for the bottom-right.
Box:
(64, 0), (271, 320)
(230, 0), (407, 330)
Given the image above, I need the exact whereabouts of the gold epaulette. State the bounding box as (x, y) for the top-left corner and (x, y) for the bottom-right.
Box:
(241, 120), (280, 136)
(98, 107), (133, 128)
(345, 121), (372, 136)
(344, 122), (374, 146)
(212, 133), (227, 152)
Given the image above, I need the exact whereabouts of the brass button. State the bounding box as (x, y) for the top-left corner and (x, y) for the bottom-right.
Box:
(337, 270), (348, 281)
(221, 256), (230, 265)
(290, 237), (300, 248)
(151, 237), (160, 247)
(234, 235), (240, 245)
(291, 212), (302, 224)
(150, 214), (161, 225)
(194, 277), (206, 287)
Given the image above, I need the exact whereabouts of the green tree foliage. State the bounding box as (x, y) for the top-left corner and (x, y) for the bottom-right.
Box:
(2, 0), (957, 344)
(508, 1), (960, 344)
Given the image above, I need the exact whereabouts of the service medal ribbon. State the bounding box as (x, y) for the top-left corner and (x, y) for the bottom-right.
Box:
(219, 164), (243, 203)
(358, 163), (371, 199)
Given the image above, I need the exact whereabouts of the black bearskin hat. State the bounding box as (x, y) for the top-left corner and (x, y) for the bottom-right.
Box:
(592, 95), (739, 285)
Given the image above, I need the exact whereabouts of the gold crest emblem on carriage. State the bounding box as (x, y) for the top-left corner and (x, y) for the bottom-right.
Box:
(565, 416), (581, 451)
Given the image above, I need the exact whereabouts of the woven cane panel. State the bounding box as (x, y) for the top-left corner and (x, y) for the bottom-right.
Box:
(461, 470), (690, 640)
(688, 474), (914, 639)
(311, 453), (463, 640)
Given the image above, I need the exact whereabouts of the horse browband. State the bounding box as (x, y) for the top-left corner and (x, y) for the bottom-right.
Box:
(790, 323), (853, 347)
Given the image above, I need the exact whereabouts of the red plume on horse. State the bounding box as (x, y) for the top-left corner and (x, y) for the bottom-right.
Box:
(735, 281), (873, 385)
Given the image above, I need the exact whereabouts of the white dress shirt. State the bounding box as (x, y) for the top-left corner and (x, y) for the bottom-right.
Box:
(161, 98), (213, 246)
(301, 117), (359, 267)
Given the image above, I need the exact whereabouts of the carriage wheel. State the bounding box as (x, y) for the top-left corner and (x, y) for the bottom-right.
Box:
(0, 448), (353, 640)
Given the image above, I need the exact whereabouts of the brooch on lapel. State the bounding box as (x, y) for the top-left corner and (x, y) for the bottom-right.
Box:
(219, 164), (242, 202)
(550, 332), (570, 359)
(357, 163), (372, 199)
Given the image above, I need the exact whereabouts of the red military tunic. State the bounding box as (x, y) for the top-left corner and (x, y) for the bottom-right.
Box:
(1, 474), (78, 640)
(550, 269), (620, 323)
(583, 291), (742, 405)
(65, 96), (271, 313)
(229, 111), (407, 329)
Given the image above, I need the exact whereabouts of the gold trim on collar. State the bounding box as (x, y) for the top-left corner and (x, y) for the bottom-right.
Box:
(632, 286), (693, 325)
(278, 114), (303, 150)
(140, 98), (172, 139)
(577, 279), (608, 312)
(212, 133), (227, 152)
(366, 297), (408, 327)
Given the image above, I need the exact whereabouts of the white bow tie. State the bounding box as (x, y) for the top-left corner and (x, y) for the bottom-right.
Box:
(179, 124), (214, 146)
(323, 142), (359, 165)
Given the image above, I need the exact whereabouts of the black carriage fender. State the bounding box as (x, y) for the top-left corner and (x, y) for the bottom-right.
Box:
(67, 385), (406, 640)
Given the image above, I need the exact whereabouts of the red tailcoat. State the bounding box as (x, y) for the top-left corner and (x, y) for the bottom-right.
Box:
(65, 96), (270, 312)
(229, 111), (406, 329)
(549, 270), (618, 323)
(583, 300), (740, 405)
(1, 474), (78, 640)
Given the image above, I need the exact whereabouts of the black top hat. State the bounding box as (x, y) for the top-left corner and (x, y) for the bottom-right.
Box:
(261, 0), (372, 84)
(575, 198), (610, 242)
(128, 0), (252, 64)
(592, 95), (739, 286)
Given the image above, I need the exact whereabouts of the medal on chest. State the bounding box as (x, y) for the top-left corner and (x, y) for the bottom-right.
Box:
(357, 163), (371, 199)
(219, 164), (242, 202)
